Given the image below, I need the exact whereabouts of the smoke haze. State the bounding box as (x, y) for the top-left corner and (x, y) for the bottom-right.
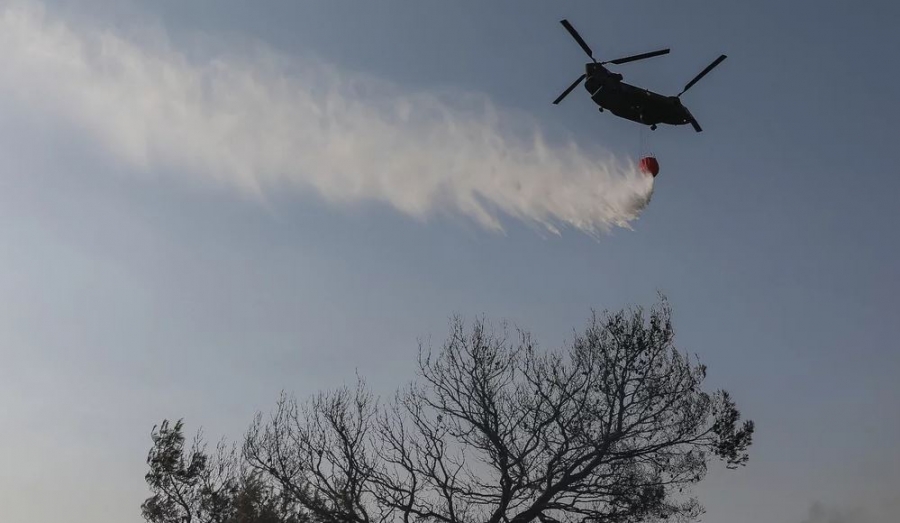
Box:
(799, 499), (898, 523)
(0, 0), (654, 235)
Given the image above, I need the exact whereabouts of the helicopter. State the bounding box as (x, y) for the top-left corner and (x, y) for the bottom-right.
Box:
(552, 19), (727, 133)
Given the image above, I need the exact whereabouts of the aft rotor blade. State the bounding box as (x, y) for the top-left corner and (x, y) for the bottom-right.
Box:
(606, 48), (670, 65)
(679, 54), (727, 96)
(690, 119), (703, 132)
(560, 19), (595, 62)
(553, 74), (586, 104)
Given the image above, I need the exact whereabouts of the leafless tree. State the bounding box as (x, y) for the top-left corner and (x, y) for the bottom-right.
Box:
(144, 297), (753, 523)
(243, 381), (379, 523)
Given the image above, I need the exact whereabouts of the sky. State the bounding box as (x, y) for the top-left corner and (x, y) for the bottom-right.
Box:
(0, 1), (898, 522)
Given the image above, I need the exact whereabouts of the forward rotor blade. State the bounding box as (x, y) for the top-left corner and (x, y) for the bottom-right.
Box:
(560, 19), (595, 62)
(690, 119), (703, 132)
(553, 74), (586, 104)
(605, 48), (670, 65)
(679, 54), (727, 96)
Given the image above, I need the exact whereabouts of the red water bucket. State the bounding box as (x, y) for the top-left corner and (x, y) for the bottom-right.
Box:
(639, 156), (660, 177)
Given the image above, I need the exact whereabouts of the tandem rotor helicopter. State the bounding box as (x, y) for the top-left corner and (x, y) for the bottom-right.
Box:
(552, 19), (727, 133)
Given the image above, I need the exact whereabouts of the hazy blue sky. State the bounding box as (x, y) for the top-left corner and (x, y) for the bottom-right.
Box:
(1, 1), (898, 522)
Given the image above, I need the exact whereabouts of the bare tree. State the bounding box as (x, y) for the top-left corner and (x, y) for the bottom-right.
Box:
(144, 297), (753, 523)
(243, 382), (379, 523)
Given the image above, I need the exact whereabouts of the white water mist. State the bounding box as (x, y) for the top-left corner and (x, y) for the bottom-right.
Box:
(0, 1), (654, 235)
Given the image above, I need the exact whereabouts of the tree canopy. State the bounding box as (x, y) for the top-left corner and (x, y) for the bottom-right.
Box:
(143, 297), (754, 523)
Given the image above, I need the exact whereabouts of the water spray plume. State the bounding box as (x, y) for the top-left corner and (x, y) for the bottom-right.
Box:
(0, 1), (655, 236)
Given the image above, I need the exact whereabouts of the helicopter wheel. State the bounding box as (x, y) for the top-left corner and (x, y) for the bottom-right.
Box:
(598, 107), (604, 112)
(650, 124), (657, 131)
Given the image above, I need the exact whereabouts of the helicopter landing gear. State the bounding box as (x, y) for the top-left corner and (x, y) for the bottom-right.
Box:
(598, 107), (604, 112)
(650, 124), (657, 131)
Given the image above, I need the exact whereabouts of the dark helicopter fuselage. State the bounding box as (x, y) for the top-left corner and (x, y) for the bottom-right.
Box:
(583, 64), (694, 129)
(551, 19), (726, 132)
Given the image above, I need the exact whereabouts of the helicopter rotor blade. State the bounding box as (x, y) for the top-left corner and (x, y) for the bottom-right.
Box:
(690, 118), (703, 132)
(678, 54), (727, 97)
(604, 48), (670, 65)
(553, 74), (587, 104)
(560, 19), (596, 62)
